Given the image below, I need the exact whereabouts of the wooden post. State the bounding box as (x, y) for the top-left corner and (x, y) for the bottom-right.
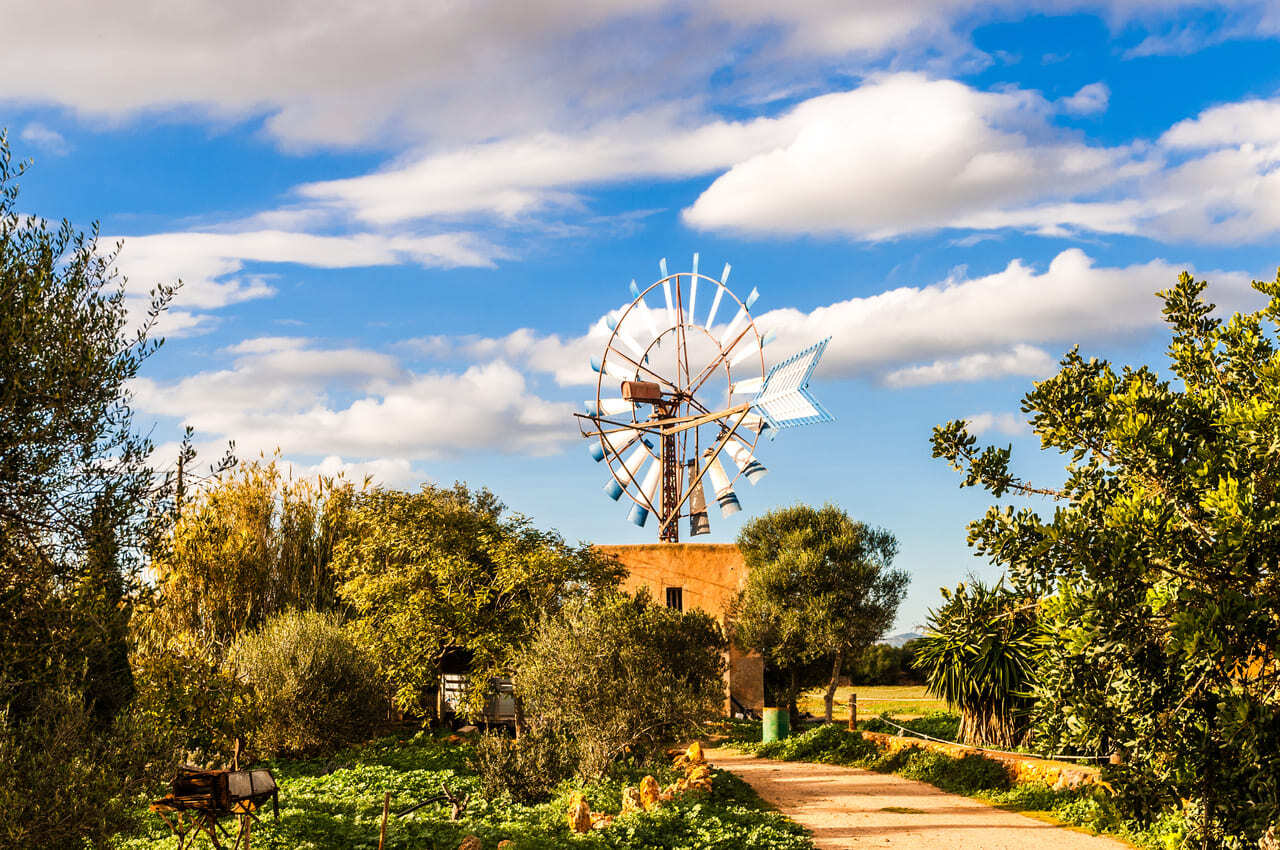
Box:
(847, 692), (857, 731)
(378, 791), (391, 850)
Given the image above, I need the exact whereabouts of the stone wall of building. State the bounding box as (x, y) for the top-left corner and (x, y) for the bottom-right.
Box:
(595, 543), (765, 715)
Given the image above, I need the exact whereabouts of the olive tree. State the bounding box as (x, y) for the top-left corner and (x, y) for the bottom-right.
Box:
(731, 505), (909, 722)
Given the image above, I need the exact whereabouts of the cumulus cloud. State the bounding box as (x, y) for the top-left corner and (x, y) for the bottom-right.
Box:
(1059, 82), (1110, 115)
(416, 250), (1260, 390)
(19, 122), (70, 155)
(131, 338), (577, 469)
(883, 345), (1057, 387)
(682, 75), (1143, 239)
(0, 1), (1241, 150)
(965, 411), (1027, 436)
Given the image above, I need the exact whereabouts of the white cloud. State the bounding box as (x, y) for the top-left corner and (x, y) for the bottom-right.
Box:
(1059, 82), (1110, 116)
(2, 1), (1266, 153)
(883, 345), (1057, 387)
(19, 122), (70, 155)
(418, 250), (1261, 390)
(132, 338), (577, 467)
(683, 75), (1143, 239)
(965, 411), (1027, 436)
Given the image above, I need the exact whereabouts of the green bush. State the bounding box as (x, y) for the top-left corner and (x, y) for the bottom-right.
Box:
(861, 711), (961, 742)
(0, 688), (176, 848)
(231, 609), (386, 756)
(757, 723), (879, 765)
(893, 750), (1012, 794)
(516, 589), (726, 780)
(471, 726), (576, 803)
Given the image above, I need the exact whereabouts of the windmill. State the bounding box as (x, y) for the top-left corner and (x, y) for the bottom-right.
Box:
(575, 254), (833, 542)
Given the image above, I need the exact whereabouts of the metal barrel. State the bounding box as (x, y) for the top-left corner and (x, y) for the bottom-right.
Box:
(761, 707), (790, 743)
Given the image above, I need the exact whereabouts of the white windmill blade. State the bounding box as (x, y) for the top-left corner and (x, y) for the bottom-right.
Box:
(628, 279), (662, 341)
(606, 313), (649, 361)
(590, 355), (636, 383)
(726, 436), (768, 484)
(729, 329), (776, 368)
(585, 398), (634, 417)
(604, 440), (653, 500)
(704, 264), (729, 330)
(703, 448), (741, 517)
(687, 253), (699, 326)
(589, 429), (649, 462)
(627, 459), (663, 526)
(719, 286), (760, 348)
(729, 376), (764, 395)
(751, 337), (835, 429)
(660, 257), (676, 326)
(687, 459), (710, 536)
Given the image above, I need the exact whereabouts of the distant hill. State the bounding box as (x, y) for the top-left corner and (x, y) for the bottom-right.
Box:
(880, 632), (924, 647)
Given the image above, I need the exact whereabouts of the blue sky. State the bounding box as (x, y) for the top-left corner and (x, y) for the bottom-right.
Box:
(6, 1), (1280, 630)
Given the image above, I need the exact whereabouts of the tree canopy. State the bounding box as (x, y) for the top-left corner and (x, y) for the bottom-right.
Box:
(334, 484), (625, 717)
(932, 270), (1280, 845)
(731, 504), (908, 721)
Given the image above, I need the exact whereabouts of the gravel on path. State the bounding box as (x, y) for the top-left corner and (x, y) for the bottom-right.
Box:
(706, 747), (1134, 850)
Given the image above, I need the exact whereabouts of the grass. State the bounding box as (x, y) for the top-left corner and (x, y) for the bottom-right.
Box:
(795, 684), (947, 719)
(112, 730), (814, 850)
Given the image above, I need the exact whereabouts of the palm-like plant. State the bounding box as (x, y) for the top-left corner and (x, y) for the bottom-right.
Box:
(914, 579), (1040, 748)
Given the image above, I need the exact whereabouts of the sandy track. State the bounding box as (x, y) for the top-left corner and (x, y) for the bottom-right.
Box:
(706, 747), (1132, 850)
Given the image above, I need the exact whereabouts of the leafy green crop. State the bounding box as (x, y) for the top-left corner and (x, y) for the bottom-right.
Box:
(112, 730), (812, 850)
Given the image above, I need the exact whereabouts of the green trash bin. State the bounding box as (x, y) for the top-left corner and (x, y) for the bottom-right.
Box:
(762, 707), (790, 743)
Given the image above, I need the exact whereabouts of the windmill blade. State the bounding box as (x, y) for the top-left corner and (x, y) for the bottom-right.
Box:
(585, 398), (634, 417)
(729, 329), (775, 368)
(628, 279), (662, 341)
(687, 253), (699, 326)
(726, 436), (768, 484)
(660, 257), (676, 326)
(606, 313), (650, 361)
(704, 264), (729, 330)
(627, 459), (663, 526)
(590, 355), (636, 383)
(703, 448), (741, 517)
(604, 440), (654, 500)
(686, 458), (710, 536)
(719, 286), (759, 348)
(729, 376), (764, 395)
(589, 429), (649, 463)
(752, 337), (836, 429)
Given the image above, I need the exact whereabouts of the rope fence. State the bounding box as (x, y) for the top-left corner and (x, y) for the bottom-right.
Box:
(869, 716), (1112, 763)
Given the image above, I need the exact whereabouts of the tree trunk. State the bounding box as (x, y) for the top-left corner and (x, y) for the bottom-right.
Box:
(513, 693), (527, 739)
(787, 668), (800, 723)
(822, 650), (843, 723)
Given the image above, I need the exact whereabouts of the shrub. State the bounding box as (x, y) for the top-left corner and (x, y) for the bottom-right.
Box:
(471, 726), (575, 803)
(516, 589), (726, 780)
(0, 688), (176, 848)
(895, 750), (1012, 794)
(231, 610), (386, 756)
(757, 723), (879, 765)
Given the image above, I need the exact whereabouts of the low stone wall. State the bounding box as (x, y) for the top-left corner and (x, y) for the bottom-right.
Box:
(859, 730), (1102, 790)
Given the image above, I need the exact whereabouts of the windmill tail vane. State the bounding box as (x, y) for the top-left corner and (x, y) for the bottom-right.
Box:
(574, 253), (833, 542)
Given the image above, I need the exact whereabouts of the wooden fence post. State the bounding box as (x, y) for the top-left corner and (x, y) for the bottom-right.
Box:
(847, 692), (857, 731)
(378, 791), (391, 850)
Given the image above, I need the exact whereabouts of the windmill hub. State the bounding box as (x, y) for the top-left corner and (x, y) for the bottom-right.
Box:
(576, 254), (833, 542)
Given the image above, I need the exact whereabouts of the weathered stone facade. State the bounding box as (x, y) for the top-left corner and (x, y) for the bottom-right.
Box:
(595, 543), (765, 716)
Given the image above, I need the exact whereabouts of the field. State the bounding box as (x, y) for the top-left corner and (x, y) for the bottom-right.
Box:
(113, 731), (812, 850)
(796, 685), (948, 719)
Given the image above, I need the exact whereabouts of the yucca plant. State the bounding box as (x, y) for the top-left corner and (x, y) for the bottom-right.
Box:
(914, 579), (1040, 748)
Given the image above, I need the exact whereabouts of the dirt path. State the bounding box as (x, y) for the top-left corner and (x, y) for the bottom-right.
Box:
(706, 747), (1132, 850)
